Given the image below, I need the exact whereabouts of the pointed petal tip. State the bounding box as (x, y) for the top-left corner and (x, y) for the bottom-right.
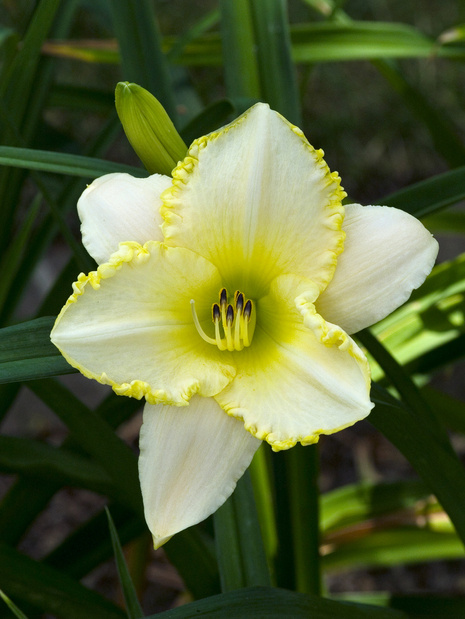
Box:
(162, 97), (344, 295)
(139, 397), (260, 548)
(248, 101), (271, 114)
(152, 534), (172, 550)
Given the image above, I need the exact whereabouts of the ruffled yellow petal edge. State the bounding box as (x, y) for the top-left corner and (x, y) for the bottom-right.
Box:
(229, 293), (372, 452)
(51, 241), (199, 405)
(160, 103), (347, 294)
(240, 365), (372, 453)
(215, 276), (373, 451)
(259, 291), (372, 451)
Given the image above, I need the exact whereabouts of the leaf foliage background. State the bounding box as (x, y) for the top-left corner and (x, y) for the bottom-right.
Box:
(0, 0), (465, 617)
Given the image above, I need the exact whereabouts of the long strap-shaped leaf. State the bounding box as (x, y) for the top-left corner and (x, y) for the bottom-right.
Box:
(40, 20), (465, 68)
(0, 195), (40, 314)
(320, 479), (430, 533)
(249, 0), (301, 125)
(0, 146), (147, 179)
(1, 115), (123, 327)
(369, 383), (465, 548)
(357, 330), (451, 450)
(29, 378), (143, 515)
(0, 590), (28, 619)
(0, 436), (112, 495)
(304, 0), (465, 169)
(0, 0), (62, 249)
(381, 166), (465, 218)
(323, 527), (462, 572)
(367, 253), (465, 383)
(219, 0), (260, 100)
(214, 471), (271, 592)
(0, 97), (96, 274)
(287, 445), (321, 595)
(106, 509), (144, 619)
(145, 585), (406, 618)
(0, 317), (74, 384)
(0, 0), (60, 120)
(0, 543), (126, 619)
(110, 0), (177, 122)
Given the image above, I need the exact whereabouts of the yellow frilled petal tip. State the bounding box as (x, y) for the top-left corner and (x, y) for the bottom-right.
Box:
(160, 102), (346, 298)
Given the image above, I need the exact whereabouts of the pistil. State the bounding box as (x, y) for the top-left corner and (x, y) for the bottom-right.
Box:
(191, 288), (256, 351)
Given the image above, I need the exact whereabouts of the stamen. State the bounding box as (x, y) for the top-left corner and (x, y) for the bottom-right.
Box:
(220, 288), (228, 326)
(215, 319), (227, 351)
(225, 305), (235, 350)
(242, 300), (256, 347)
(192, 289), (256, 352)
(234, 293), (244, 350)
(212, 303), (227, 350)
(212, 303), (221, 322)
(220, 288), (228, 306)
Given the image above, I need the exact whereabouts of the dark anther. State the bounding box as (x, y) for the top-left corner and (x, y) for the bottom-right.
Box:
(226, 304), (234, 324)
(244, 300), (252, 320)
(236, 292), (244, 313)
(212, 303), (221, 322)
(220, 288), (228, 306)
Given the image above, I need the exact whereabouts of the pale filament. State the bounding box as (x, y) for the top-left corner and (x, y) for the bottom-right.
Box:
(191, 288), (256, 352)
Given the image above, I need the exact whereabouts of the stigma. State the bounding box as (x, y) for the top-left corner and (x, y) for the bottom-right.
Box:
(191, 288), (256, 351)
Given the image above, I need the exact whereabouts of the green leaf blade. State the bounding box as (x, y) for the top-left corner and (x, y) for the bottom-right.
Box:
(0, 589), (29, 619)
(0, 318), (75, 384)
(0, 146), (147, 179)
(146, 586), (407, 618)
(0, 543), (126, 619)
(381, 166), (465, 218)
(110, 0), (177, 122)
(369, 384), (465, 548)
(106, 508), (144, 619)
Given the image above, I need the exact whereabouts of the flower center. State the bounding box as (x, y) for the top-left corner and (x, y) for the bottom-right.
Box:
(191, 288), (256, 351)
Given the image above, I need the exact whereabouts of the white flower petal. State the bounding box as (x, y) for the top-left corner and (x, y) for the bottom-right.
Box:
(215, 274), (373, 451)
(316, 204), (439, 334)
(139, 396), (261, 548)
(51, 242), (235, 405)
(78, 172), (172, 264)
(162, 103), (345, 298)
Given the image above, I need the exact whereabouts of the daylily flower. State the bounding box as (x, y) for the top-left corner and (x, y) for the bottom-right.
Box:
(51, 104), (438, 548)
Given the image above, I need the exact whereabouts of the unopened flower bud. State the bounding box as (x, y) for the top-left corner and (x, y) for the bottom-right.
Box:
(115, 82), (187, 175)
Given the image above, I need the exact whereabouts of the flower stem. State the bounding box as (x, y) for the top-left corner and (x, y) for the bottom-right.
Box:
(249, 446), (278, 572)
(214, 470), (271, 592)
(288, 444), (321, 595)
